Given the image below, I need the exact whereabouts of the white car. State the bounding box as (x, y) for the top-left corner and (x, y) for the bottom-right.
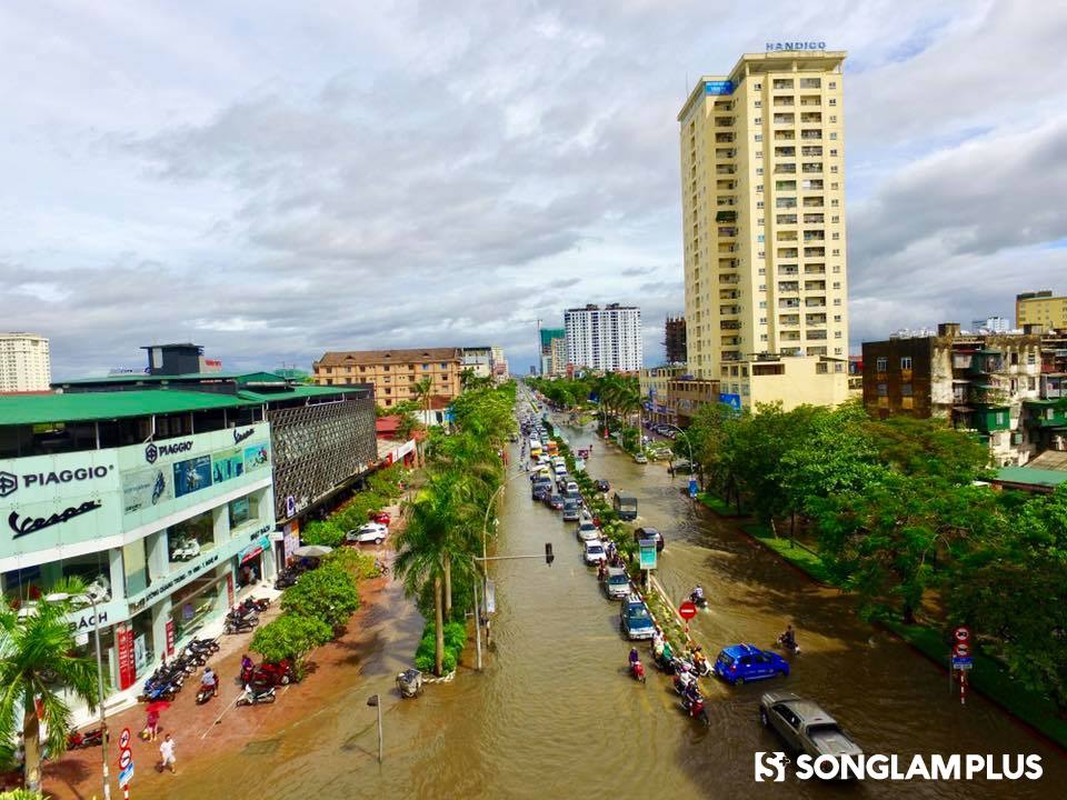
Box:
(576, 519), (601, 542)
(346, 522), (388, 545)
(583, 539), (608, 565)
(553, 463), (568, 476)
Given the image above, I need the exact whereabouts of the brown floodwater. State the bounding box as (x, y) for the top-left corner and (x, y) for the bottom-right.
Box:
(167, 406), (1066, 800)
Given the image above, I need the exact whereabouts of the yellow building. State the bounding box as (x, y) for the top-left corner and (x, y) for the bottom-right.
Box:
(1017, 291), (1067, 331)
(312, 347), (463, 408)
(678, 49), (850, 410)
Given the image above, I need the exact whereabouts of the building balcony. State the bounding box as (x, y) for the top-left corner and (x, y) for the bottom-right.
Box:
(803, 198), (825, 207)
(800, 131), (822, 140)
(773, 114), (795, 125)
(715, 210), (738, 222)
(720, 320), (742, 330)
(778, 282), (800, 292)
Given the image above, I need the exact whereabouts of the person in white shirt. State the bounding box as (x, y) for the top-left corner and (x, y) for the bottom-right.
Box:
(159, 734), (176, 774)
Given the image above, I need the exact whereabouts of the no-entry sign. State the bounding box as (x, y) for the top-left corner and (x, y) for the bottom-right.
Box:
(679, 601), (698, 620)
(953, 641), (971, 658)
(954, 626), (970, 642)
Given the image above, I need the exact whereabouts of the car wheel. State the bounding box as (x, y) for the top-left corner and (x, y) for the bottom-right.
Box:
(280, 675), (291, 685)
(760, 708), (769, 727)
(374, 537), (383, 545)
(735, 676), (745, 686)
(779, 669), (788, 678)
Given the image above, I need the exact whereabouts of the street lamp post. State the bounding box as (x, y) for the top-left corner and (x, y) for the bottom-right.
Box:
(475, 465), (530, 670)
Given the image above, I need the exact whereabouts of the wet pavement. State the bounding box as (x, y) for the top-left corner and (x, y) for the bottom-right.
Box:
(43, 405), (1067, 799)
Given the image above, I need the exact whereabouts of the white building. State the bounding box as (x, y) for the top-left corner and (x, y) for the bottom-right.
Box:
(0, 332), (51, 392)
(564, 304), (642, 372)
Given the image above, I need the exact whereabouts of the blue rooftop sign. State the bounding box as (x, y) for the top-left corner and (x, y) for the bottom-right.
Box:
(704, 80), (734, 96)
(766, 41), (827, 52)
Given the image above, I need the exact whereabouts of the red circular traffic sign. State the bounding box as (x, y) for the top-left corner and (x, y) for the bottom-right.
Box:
(118, 728), (131, 749)
(953, 642), (971, 658)
(679, 601), (698, 620)
(954, 626), (970, 642)
(118, 749), (132, 770)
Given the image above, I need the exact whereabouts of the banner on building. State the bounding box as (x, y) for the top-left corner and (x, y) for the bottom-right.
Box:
(116, 623), (136, 690)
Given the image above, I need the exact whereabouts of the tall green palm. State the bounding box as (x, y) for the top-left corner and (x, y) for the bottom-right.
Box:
(411, 377), (434, 465)
(393, 475), (457, 675)
(0, 586), (102, 792)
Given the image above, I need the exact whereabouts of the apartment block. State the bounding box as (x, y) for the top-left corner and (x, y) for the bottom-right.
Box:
(312, 347), (464, 407)
(564, 304), (642, 372)
(678, 50), (850, 410)
(862, 323), (1067, 466)
(1016, 290), (1067, 331)
(0, 332), (51, 392)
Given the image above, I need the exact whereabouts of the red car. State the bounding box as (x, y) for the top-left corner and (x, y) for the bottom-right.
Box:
(368, 511), (391, 526)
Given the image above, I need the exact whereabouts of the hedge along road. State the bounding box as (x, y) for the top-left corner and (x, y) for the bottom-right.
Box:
(160, 416), (1064, 800)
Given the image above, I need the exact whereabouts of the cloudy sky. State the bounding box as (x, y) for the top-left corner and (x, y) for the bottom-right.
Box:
(2, 0), (1065, 378)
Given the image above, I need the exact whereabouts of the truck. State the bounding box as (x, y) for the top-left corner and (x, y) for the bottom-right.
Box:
(612, 491), (638, 521)
(759, 691), (864, 761)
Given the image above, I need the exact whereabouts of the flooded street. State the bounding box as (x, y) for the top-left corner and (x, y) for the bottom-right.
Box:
(168, 410), (1067, 800)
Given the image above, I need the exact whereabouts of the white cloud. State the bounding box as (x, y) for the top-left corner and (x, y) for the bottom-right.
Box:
(0, 0), (1064, 378)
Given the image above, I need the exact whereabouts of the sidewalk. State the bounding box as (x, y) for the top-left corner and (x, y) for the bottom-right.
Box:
(42, 547), (400, 800)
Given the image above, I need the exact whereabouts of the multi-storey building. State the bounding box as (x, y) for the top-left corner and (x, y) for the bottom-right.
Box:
(0, 332), (51, 392)
(0, 343), (377, 715)
(664, 316), (687, 364)
(678, 49), (850, 410)
(862, 323), (1067, 466)
(539, 327), (565, 376)
(564, 304), (642, 372)
(1016, 290), (1067, 331)
(312, 347), (464, 408)
(639, 365), (688, 426)
(549, 336), (567, 377)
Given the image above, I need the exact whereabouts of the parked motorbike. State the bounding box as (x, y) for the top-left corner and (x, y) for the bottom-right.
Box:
(274, 568), (300, 590)
(652, 650), (677, 674)
(67, 727), (104, 749)
(396, 668), (423, 699)
(681, 691), (710, 727)
(225, 613), (259, 634)
(236, 684), (277, 706)
(252, 659), (295, 687)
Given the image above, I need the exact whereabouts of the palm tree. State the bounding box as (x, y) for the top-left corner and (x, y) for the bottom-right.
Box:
(393, 475), (454, 675)
(411, 377), (434, 466)
(0, 587), (103, 792)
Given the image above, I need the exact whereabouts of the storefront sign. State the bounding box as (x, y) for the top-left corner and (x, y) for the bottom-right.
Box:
(705, 80), (734, 95)
(638, 539), (658, 571)
(233, 427), (255, 445)
(9, 500), (103, 538)
(165, 618), (175, 657)
(238, 534), (271, 565)
(127, 552), (221, 611)
(117, 623), (136, 690)
(226, 573), (235, 609)
(144, 440), (194, 464)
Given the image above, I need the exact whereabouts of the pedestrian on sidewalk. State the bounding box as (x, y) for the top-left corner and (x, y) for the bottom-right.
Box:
(145, 707), (160, 742)
(159, 734), (176, 775)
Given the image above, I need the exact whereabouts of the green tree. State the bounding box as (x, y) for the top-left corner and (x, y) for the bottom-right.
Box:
(280, 565), (361, 631)
(249, 613), (332, 678)
(866, 415), (991, 481)
(948, 486), (1067, 708)
(300, 519), (345, 548)
(0, 590), (102, 792)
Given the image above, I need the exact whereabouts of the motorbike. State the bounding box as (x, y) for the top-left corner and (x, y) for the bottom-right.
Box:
(225, 613), (259, 634)
(396, 668), (423, 699)
(673, 666), (699, 696)
(274, 569), (300, 590)
(689, 652), (712, 677)
(252, 659), (296, 687)
(236, 684), (277, 706)
(681, 691), (710, 727)
(776, 634), (801, 655)
(68, 727), (104, 749)
(240, 659), (256, 685)
(630, 658), (646, 683)
(652, 650), (678, 674)
(195, 680), (219, 705)
(689, 590), (708, 609)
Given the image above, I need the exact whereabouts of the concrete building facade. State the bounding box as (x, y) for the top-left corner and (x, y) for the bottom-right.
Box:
(313, 347), (464, 408)
(1016, 290), (1067, 331)
(0, 332), (51, 393)
(678, 50), (850, 410)
(564, 304), (642, 372)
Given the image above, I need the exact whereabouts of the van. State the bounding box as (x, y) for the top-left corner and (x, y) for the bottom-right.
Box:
(612, 491), (638, 521)
(528, 439), (543, 459)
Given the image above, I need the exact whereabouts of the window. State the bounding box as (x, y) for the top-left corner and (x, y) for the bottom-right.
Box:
(833, 314), (842, 322)
(829, 132), (837, 140)
(754, 117), (762, 125)
(440, 362), (449, 369)
(756, 200), (764, 209)
(755, 82), (762, 90)
(755, 134), (763, 142)
(828, 98), (836, 106)
(829, 149), (838, 157)
(877, 383), (888, 397)
(754, 100), (762, 108)
(759, 317), (767, 324)
(876, 357), (887, 372)
(756, 167), (764, 175)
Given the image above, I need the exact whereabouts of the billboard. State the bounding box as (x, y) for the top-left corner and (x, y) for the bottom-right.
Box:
(0, 423), (273, 563)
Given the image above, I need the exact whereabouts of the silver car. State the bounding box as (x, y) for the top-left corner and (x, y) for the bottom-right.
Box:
(759, 691), (863, 760)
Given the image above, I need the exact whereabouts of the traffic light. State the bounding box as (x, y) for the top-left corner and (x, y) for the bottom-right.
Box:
(545, 543), (554, 566)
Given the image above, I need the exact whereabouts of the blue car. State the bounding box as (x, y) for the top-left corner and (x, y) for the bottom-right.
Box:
(712, 643), (790, 685)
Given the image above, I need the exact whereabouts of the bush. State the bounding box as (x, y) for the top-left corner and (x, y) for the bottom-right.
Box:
(322, 547), (380, 579)
(413, 622), (466, 674)
(250, 613), (332, 675)
(301, 519), (345, 548)
(280, 565), (361, 631)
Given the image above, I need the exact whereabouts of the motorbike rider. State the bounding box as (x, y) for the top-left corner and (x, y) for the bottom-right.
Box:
(780, 624), (797, 651)
(689, 645), (709, 673)
(691, 585), (705, 604)
(683, 680), (702, 709)
(629, 647), (640, 669)
(201, 666), (219, 697)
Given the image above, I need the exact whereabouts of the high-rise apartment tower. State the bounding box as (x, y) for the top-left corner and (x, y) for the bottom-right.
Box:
(678, 49), (850, 409)
(564, 304), (642, 372)
(0, 332), (51, 392)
